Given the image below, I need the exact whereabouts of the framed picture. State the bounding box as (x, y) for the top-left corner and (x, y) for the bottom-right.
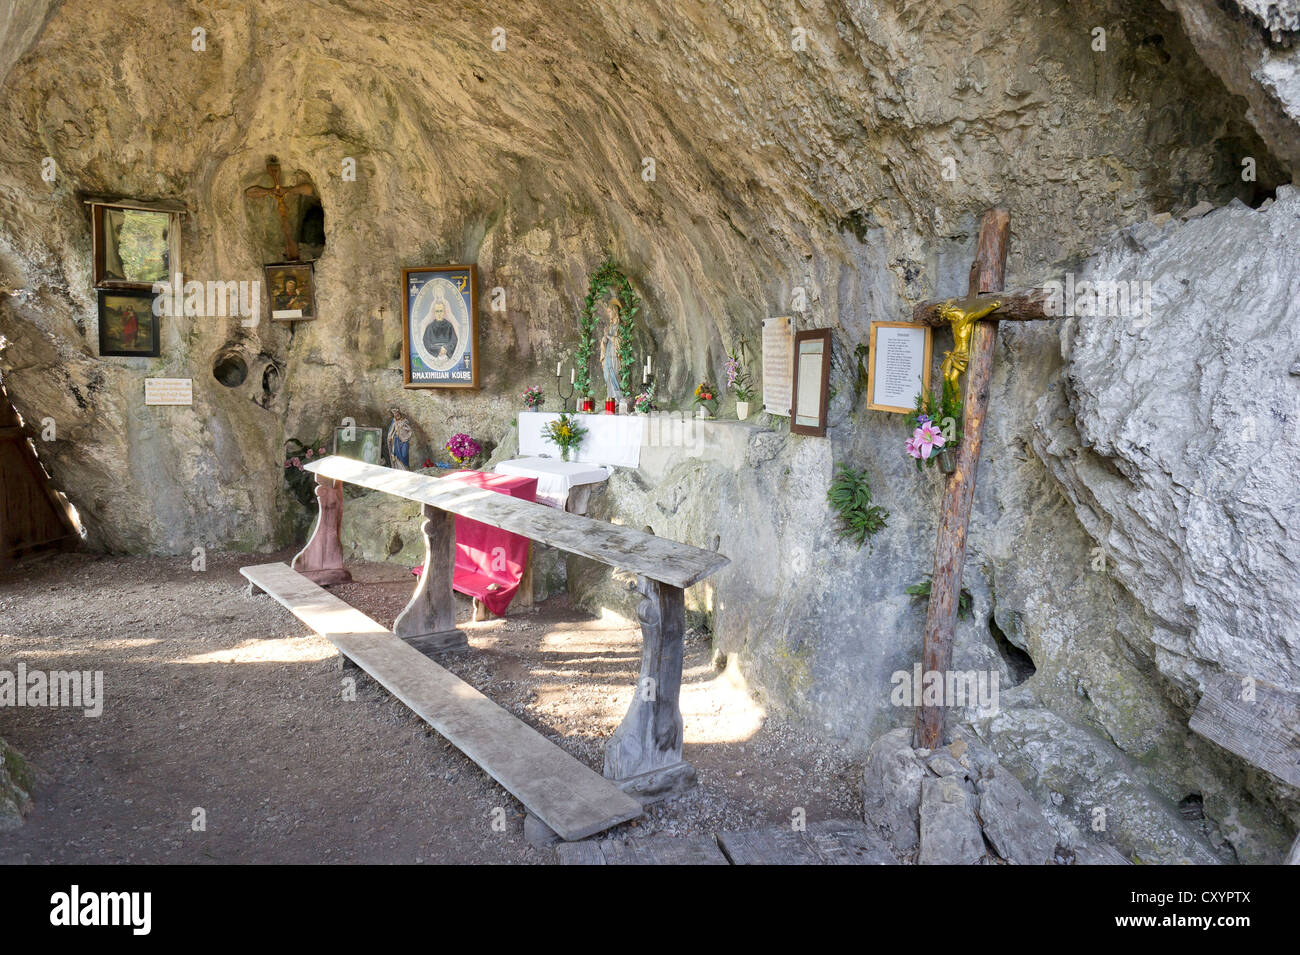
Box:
(401, 265), (479, 389)
(91, 200), (181, 289)
(97, 289), (161, 357)
(264, 262), (317, 321)
(333, 426), (384, 465)
(866, 321), (933, 413)
(790, 329), (832, 437)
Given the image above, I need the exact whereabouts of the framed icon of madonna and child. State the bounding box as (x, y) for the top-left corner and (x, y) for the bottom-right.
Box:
(400, 265), (479, 389)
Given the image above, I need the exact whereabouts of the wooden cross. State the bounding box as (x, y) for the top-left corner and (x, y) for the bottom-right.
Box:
(243, 157), (315, 261)
(911, 208), (1057, 749)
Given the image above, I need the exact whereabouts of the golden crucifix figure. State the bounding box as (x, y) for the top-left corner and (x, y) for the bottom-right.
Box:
(937, 294), (1002, 393)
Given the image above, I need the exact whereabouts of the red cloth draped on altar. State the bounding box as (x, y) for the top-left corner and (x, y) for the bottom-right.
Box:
(413, 470), (538, 615)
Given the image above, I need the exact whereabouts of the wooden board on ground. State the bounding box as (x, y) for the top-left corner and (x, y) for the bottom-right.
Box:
(1188, 671), (1300, 787)
(717, 819), (898, 865)
(556, 833), (730, 865)
(240, 561), (644, 840)
(304, 456), (728, 589)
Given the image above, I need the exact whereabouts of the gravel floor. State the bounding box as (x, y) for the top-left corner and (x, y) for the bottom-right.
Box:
(0, 550), (863, 864)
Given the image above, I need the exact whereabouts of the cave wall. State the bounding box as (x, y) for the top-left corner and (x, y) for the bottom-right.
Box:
(0, 0), (1296, 859)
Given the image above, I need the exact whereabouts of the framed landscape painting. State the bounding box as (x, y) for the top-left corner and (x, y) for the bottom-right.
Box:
(91, 200), (180, 289)
(401, 265), (478, 389)
(97, 288), (160, 357)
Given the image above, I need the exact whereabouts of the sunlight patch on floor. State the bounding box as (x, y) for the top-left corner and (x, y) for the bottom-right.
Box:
(171, 637), (337, 664)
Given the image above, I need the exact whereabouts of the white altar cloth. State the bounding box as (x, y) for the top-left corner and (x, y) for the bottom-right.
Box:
(494, 456), (611, 510)
(517, 411), (642, 469)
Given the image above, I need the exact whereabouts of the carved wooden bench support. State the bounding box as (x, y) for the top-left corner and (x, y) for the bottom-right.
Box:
(603, 576), (697, 802)
(393, 503), (467, 654)
(290, 473), (352, 586)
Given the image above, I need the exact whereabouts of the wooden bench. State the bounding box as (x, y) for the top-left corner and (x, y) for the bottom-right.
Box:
(263, 455), (730, 806)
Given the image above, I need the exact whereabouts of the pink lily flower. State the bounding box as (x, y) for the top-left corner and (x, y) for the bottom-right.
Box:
(916, 422), (946, 460)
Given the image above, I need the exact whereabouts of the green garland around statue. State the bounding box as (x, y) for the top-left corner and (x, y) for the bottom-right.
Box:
(579, 259), (642, 398)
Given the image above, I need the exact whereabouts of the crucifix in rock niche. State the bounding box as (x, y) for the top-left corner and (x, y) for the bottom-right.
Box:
(244, 157), (315, 261)
(911, 208), (1059, 750)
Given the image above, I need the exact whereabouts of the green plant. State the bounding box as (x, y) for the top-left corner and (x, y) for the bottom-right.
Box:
(905, 576), (974, 620)
(826, 466), (889, 550)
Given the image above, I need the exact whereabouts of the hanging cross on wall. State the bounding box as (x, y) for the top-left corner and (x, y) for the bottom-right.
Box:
(910, 208), (1059, 750)
(244, 157), (315, 261)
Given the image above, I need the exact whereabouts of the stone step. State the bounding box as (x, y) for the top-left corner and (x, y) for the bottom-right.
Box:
(240, 561), (643, 841)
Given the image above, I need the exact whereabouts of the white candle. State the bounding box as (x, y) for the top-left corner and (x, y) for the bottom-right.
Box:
(643, 368), (648, 384)
(570, 368), (575, 384)
(645, 355), (652, 373)
(556, 361), (562, 377)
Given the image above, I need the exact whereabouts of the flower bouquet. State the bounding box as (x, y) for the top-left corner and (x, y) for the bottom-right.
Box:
(543, 412), (587, 462)
(693, 381), (718, 418)
(906, 379), (962, 472)
(725, 348), (756, 420)
(522, 385), (543, 410)
(444, 432), (482, 468)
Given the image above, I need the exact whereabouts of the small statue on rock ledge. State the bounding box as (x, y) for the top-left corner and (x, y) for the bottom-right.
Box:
(386, 408), (412, 470)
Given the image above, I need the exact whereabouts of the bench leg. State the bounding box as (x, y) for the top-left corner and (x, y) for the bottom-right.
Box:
(603, 576), (697, 803)
(291, 474), (353, 586)
(394, 503), (467, 655)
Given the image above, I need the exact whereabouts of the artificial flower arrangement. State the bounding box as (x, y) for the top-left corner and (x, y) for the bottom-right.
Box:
(725, 347), (757, 419)
(693, 380), (718, 417)
(444, 432), (482, 467)
(522, 385), (543, 410)
(633, 384), (656, 414)
(906, 379), (963, 470)
(543, 412), (588, 461)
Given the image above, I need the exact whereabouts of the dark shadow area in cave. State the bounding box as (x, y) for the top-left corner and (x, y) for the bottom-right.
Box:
(989, 613), (1036, 686)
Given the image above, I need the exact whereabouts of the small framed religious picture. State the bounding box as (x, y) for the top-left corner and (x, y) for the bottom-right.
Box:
(401, 264), (479, 389)
(333, 425), (384, 465)
(89, 199), (182, 289)
(264, 262), (317, 321)
(97, 288), (161, 357)
(866, 321), (933, 413)
(789, 328), (832, 437)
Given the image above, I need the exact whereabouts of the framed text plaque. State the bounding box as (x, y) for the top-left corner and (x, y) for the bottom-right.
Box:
(866, 322), (933, 414)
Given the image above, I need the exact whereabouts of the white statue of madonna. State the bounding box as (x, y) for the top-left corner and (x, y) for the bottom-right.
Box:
(599, 297), (623, 401)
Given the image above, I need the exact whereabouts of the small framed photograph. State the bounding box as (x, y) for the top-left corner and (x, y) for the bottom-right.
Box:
(97, 288), (161, 357)
(866, 322), (933, 413)
(333, 426), (384, 465)
(401, 265), (478, 389)
(790, 328), (832, 437)
(92, 202), (180, 289)
(264, 262), (317, 321)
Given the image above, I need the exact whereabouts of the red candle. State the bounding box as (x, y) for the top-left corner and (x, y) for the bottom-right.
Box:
(581, 397), (595, 412)
(604, 398), (616, 414)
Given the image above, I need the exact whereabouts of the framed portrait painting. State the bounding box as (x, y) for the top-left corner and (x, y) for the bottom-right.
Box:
(98, 288), (161, 357)
(401, 265), (478, 389)
(90, 200), (181, 289)
(265, 262), (317, 321)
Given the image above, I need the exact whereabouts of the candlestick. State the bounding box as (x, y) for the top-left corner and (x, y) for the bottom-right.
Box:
(556, 371), (575, 412)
